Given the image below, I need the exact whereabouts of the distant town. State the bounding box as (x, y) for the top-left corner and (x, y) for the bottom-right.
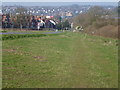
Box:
(0, 3), (118, 30)
(2, 4), (116, 18)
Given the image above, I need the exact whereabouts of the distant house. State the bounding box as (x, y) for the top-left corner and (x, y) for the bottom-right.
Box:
(66, 12), (73, 17)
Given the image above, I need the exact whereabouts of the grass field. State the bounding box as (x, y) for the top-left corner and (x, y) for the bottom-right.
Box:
(2, 32), (118, 88)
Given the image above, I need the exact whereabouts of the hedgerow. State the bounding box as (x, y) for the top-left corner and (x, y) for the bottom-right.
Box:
(2, 33), (62, 40)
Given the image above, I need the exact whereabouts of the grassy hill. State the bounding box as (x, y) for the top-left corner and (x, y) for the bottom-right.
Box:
(2, 32), (118, 88)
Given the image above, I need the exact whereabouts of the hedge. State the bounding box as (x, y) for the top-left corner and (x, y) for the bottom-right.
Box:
(1, 33), (63, 40)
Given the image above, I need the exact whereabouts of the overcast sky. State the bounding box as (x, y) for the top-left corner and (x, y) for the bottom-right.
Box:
(2, 0), (119, 2)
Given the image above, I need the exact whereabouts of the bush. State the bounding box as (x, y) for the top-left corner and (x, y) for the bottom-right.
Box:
(56, 20), (70, 30)
(92, 20), (108, 29)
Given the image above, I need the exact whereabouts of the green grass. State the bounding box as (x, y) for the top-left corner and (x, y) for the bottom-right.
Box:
(2, 32), (118, 88)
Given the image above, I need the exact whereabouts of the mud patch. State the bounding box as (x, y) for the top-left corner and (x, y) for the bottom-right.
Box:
(3, 49), (17, 53)
(3, 67), (16, 70)
(33, 56), (44, 59)
(60, 35), (70, 38)
(33, 56), (47, 62)
(3, 48), (29, 56)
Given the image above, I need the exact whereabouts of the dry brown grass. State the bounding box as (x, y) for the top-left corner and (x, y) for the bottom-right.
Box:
(84, 25), (118, 39)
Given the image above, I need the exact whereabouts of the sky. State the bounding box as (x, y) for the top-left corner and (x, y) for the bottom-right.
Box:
(2, 0), (120, 2)
(2, 2), (118, 6)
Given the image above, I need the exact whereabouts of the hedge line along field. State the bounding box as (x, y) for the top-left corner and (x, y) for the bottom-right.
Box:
(1, 30), (63, 40)
(2, 32), (118, 88)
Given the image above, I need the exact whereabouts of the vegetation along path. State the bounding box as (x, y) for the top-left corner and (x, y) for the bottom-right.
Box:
(2, 32), (118, 88)
(0, 31), (63, 35)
